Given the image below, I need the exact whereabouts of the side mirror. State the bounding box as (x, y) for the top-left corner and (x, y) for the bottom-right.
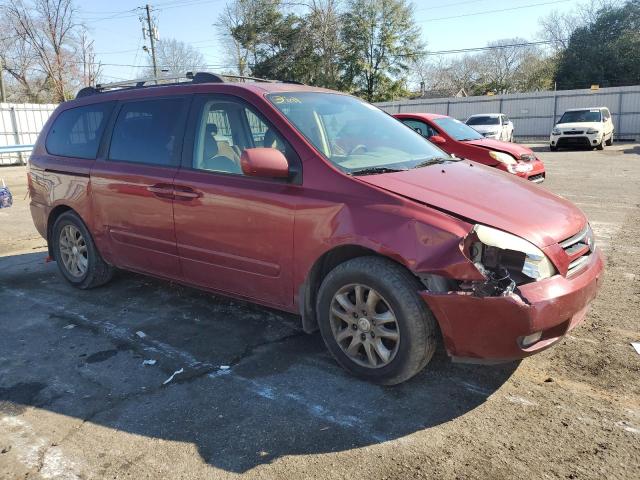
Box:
(240, 148), (289, 178)
(429, 135), (446, 145)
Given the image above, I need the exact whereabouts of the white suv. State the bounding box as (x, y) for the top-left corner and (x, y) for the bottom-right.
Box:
(465, 113), (514, 142)
(550, 107), (614, 151)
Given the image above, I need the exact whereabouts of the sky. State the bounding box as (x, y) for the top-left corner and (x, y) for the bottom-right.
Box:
(78, 0), (587, 83)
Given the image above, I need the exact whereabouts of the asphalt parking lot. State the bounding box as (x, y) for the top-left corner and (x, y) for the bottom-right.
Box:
(1, 143), (639, 479)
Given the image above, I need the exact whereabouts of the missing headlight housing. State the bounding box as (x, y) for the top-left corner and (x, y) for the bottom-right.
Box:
(467, 225), (557, 296)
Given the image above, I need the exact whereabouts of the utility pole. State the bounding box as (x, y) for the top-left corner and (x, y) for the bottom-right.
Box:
(0, 59), (6, 103)
(144, 4), (158, 77)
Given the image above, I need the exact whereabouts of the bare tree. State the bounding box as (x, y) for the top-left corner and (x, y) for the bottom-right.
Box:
(216, 1), (251, 75)
(0, 16), (49, 102)
(303, 0), (343, 87)
(78, 27), (101, 87)
(3, 0), (79, 102)
(538, 0), (624, 51)
(145, 38), (206, 75)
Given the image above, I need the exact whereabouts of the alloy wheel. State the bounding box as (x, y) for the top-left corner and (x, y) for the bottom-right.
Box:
(329, 283), (400, 368)
(59, 224), (88, 278)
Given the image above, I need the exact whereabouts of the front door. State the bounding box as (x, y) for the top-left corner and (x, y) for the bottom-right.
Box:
(172, 94), (300, 307)
(91, 96), (189, 278)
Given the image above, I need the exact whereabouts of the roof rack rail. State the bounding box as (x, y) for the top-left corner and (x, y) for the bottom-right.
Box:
(76, 71), (279, 99)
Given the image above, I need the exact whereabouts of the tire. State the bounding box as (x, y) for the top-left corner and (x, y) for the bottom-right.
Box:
(52, 211), (113, 289)
(605, 133), (613, 146)
(509, 132), (514, 143)
(550, 145), (558, 152)
(316, 256), (438, 385)
(596, 138), (605, 150)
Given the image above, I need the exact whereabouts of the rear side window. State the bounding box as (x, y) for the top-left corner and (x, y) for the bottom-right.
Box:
(46, 103), (114, 159)
(109, 98), (186, 166)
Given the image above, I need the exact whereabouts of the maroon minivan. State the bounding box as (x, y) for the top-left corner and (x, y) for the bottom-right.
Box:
(28, 72), (604, 384)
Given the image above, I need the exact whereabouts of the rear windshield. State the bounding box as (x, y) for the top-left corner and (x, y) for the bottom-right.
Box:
(466, 116), (500, 126)
(267, 92), (452, 174)
(433, 117), (484, 141)
(558, 110), (602, 123)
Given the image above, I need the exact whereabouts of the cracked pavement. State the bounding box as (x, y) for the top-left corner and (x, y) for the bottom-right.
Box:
(1, 144), (639, 479)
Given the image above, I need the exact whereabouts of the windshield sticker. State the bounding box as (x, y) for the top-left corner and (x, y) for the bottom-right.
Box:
(271, 95), (302, 104)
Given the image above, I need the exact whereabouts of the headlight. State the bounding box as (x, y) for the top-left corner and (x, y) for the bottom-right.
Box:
(586, 128), (601, 135)
(520, 153), (536, 162)
(488, 150), (516, 165)
(551, 128), (561, 135)
(472, 225), (556, 281)
(508, 163), (533, 174)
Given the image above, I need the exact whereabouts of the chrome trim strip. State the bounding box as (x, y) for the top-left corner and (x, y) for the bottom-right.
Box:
(560, 225), (589, 249)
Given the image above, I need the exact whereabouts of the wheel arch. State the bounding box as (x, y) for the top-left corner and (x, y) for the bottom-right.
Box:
(46, 205), (93, 258)
(298, 244), (419, 333)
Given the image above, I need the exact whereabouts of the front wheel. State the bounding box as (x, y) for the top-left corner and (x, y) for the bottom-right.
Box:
(605, 134), (613, 146)
(316, 257), (438, 385)
(52, 211), (114, 289)
(596, 138), (605, 150)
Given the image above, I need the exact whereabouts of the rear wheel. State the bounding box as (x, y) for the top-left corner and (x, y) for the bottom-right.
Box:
(316, 256), (437, 385)
(52, 211), (113, 289)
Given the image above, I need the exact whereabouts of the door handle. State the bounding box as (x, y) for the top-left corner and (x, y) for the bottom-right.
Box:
(147, 184), (174, 199)
(173, 185), (202, 200)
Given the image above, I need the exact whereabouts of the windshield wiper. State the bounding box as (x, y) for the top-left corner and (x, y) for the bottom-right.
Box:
(412, 157), (452, 169)
(351, 166), (408, 176)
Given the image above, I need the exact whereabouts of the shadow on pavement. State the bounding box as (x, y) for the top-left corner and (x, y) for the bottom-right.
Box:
(0, 252), (518, 473)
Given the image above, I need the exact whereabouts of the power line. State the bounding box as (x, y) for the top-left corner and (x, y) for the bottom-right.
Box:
(418, 0), (573, 22)
(424, 40), (557, 56)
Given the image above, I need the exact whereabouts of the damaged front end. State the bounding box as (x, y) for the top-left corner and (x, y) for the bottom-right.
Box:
(419, 223), (558, 299)
(415, 224), (597, 362)
(463, 224), (557, 297)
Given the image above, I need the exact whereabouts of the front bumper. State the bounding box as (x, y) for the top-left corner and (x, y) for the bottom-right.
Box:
(550, 132), (602, 148)
(420, 247), (604, 362)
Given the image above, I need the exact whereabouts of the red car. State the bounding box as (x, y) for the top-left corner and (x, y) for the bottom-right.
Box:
(28, 73), (602, 384)
(395, 113), (546, 183)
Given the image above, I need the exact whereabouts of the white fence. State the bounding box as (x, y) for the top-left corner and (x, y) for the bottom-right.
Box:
(376, 85), (640, 141)
(0, 103), (57, 165)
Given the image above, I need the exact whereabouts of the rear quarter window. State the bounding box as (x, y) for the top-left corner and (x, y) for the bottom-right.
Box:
(46, 103), (115, 159)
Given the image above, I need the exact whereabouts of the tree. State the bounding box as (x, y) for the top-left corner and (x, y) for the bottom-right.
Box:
(217, 0), (284, 77)
(340, 0), (423, 101)
(1, 0), (99, 102)
(538, 0), (624, 52)
(302, 0), (343, 88)
(3, 0), (79, 102)
(473, 38), (554, 94)
(554, 0), (640, 89)
(146, 38), (206, 75)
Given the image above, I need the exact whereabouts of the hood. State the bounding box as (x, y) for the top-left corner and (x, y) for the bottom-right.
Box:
(554, 122), (602, 131)
(469, 124), (501, 134)
(463, 137), (534, 159)
(357, 161), (585, 248)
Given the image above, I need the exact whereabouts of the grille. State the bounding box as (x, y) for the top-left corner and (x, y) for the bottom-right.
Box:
(528, 173), (544, 183)
(560, 225), (594, 276)
(562, 130), (584, 135)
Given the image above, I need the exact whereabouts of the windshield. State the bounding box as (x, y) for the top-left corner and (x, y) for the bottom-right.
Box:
(266, 92), (453, 174)
(433, 117), (484, 141)
(558, 110), (602, 123)
(466, 116), (500, 126)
